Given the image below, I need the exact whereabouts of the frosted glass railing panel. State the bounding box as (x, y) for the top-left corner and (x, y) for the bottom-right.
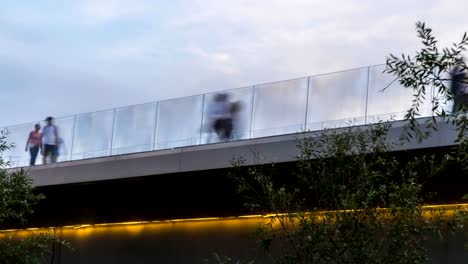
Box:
(251, 78), (308, 138)
(367, 65), (432, 123)
(1, 64), (439, 169)
(307, 68), (368, 129)
(71, 110), (114, 160)
(54, 116), (75, 162)
(2, 123), (37, 167)
(111, 103), (157, 155)
(155, 95), (203, 149)
(200, 87), (253, 144)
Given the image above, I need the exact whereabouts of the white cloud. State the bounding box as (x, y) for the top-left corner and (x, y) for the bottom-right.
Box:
(75, 0), (154, 24)
(186, 47), (238, 75)
(1, 0), (468, 128)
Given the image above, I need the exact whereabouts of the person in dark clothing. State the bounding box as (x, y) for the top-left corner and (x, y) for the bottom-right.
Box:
(451, 64), (468, 113)
(229, 101), (243, 140)
(214, 117), (233, 140)
(209, 93), (233, 141)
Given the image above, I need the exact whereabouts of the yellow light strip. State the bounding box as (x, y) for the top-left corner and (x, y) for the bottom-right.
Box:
(1, 203), (467, 234)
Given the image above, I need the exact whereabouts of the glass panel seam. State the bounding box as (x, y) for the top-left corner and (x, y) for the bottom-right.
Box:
(152, 102), (159, 151)
(304, 77), (311, 132)
(365, 66), (371, 124)
(69, 115), (77, 161)
(199, 94), (206, 144)
(109, 109), (117, 156)
(248, 86), (256, 139)
(153, 103), (161, 150)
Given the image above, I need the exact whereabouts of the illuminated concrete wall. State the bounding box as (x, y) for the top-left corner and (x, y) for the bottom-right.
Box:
(2, 213), (468, 264)
(5, 217), (270, 264)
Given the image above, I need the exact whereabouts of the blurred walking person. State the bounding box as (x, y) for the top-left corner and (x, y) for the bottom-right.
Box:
(451, 64), (468, 113)
(25, 123), (42, 166)
(42, 116), (60, 164)
(209, 93), (233, 141)
(229, 101), (243, 140)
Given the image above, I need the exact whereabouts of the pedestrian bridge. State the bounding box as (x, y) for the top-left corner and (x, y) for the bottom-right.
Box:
(1, 64), (456, 186)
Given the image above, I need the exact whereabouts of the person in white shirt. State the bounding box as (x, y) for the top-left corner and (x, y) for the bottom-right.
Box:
(42, 116), (59, 164)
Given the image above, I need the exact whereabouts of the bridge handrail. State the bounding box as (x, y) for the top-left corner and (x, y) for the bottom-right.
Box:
(1, 64), (435, 168)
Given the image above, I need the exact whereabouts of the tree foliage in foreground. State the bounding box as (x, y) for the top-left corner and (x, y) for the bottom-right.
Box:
(386, 22), (468, 144)
(225, 22), (468, 264)
(234, 124), (467, 264)
(0, 130), (66, 264)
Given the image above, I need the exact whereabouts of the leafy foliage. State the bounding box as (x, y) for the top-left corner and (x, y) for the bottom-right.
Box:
(386, 21), (468, 144)
(0, 169), (44, 229)
(234, 124), (467, 264)
(387, 21), (468, 202)
(0, 129), (66, 263)
(229, 22), (468, 264)
(0, 233), (68, 264)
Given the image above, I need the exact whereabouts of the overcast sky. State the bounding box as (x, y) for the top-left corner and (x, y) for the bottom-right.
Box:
(1, 0), (467, 127)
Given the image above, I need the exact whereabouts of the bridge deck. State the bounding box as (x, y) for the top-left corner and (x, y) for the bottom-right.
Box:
(25, 118), (457, 187)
